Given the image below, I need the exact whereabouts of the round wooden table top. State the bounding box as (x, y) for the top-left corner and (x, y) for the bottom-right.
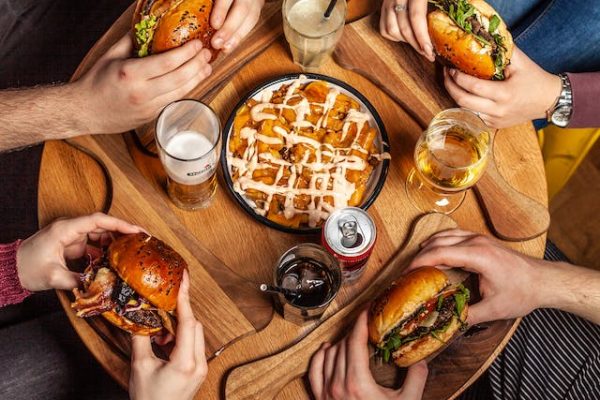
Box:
(38, 2), (548, 399)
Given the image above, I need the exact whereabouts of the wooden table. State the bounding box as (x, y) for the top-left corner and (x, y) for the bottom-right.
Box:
(38, 2), (548, 399)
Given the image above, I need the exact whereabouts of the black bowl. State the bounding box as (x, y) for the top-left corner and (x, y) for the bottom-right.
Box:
(220, 73), (390, 234)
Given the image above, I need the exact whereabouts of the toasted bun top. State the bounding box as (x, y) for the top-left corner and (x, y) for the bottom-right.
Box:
(108, 233), (186, 311)
(428, 0), (513, 80)
(391, 306), (467, 367)
(152, 0), (215, 55)
(368, 267), (449, 344)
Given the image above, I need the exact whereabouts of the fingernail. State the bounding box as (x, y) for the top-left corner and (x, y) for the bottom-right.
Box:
(203, 50), (212, 62)
(193, 40), (202, 52)
(213, 37), (224, 48)
(424, 44), (434, 60)
(224, 41), (234, 51)
(449, 68), (457, 77)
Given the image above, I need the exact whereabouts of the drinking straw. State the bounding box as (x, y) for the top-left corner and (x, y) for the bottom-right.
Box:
(259, 284), (299, 297)
(324, 0), (338, 19)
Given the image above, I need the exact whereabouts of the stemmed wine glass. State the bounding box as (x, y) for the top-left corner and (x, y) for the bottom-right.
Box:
(405, 108), (491, 214)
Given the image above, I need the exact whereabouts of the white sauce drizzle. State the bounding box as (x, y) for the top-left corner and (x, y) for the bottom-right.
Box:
(228, 76), (390, 227)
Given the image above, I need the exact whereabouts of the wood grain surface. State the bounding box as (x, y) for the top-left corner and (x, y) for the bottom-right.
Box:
(38, 2), (547, 399)
(334, 15), (550, 241)
(225, 213), (513, 400)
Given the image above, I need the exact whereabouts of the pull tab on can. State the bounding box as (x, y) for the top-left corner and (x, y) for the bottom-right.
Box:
(340, 220), (358, 248)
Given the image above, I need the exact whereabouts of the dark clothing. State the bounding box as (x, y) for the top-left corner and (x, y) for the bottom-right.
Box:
(461, 241), (600, 400)
(490, 0), (600, 128)
(0, 311), (127, 400)
(0, 1), (131, 398)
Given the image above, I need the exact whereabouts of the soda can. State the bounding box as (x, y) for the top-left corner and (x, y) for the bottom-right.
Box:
(321, 207), (377, 282)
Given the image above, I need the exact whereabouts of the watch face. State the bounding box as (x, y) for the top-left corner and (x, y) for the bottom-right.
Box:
(552, 106), (571, 127)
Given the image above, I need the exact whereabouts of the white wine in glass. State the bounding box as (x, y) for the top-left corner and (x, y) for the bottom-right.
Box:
(406, 108), (491, 214)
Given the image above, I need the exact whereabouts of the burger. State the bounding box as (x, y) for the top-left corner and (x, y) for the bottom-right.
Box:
(132, 0), (217, 59)
(368, 267), (469, 367)
(428, 0), (514, 80)
(71, 233), (186, 335)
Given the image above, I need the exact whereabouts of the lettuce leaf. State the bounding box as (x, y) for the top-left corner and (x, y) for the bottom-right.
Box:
(134, 15), (157, 58)
(488, 15), (500, 34)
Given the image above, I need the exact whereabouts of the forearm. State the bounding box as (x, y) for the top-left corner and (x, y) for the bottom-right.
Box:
(566, 72), (600, 128)
(0, 83), (88, 152)
(540, 261), (600, 325)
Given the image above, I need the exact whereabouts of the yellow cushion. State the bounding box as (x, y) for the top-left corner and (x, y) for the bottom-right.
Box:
(538, 126), (600, 200)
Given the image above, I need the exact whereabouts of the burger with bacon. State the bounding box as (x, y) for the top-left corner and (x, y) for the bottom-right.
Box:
(71, 233), (186, 335)
(368, 267), (469, 367)
(428, 0), (514, 80)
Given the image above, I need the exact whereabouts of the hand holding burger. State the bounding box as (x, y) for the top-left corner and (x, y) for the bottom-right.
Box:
(73, 32), (212, 135)
(210, 0), (265, 53)
(129, 270), (208, 400)
(380, 0), (514, 80)
(409, 230), (543, 325)
(16, 213), (143, 292)
(380, 0), (435, 61)
(71, 232), (188, 335)
(411, 229), (600, 327)
(133, 0), (265, 57)
(309, 311), (429, 400)
(442, 48), (562, 128)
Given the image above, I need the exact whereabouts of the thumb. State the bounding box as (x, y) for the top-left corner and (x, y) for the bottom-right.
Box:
(103, 34), (134, 60)
(48, 266), (81, 290)
(504, 47), (527, 78)
(400, 361), (429, 399)
(131, 335), (155, 363)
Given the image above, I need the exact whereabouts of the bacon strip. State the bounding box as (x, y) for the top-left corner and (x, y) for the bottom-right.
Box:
(71, 267), (117, 317)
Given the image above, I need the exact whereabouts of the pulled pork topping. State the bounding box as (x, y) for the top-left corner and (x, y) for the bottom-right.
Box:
(429, 0), (508, 79)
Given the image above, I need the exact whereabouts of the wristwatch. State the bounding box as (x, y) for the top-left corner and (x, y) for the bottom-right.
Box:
(546, 73), (573, 128)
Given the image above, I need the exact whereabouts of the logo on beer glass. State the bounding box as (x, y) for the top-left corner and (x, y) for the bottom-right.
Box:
(187, 163), (213, 177)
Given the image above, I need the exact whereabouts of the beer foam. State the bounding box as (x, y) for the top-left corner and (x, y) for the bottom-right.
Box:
(162, 131), (217, 185)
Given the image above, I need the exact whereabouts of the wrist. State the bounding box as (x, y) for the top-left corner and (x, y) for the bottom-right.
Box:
(65, 81), (96, 135)
(0, 241), (31, 306)
(533, 261), (573, 310)
(539, 73), (562, 120)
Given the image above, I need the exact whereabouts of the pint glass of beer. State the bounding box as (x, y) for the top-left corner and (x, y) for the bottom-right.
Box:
(155, 100), (221, 210)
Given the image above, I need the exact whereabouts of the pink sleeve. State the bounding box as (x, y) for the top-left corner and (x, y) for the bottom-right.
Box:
(566, 72), (600, 128)
(0, 241), (31, 307)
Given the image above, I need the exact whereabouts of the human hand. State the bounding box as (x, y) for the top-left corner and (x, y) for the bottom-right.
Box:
(129, 270), (207, 400)
(16, 213), (143, 292)
(309, 310), (429, 400)
(210, 0), (265, 53)
(408, 229), (548, 325)
(74, 34), (213, 134)
(443, 48), (562, 128)
(380, 0), (435, 61)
